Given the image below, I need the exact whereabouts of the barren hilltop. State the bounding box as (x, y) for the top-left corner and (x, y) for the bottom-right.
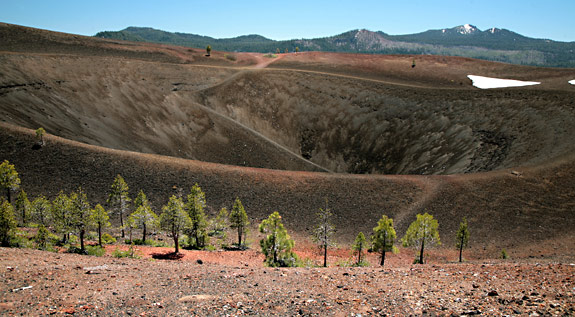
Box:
(1, 23), (574, 315)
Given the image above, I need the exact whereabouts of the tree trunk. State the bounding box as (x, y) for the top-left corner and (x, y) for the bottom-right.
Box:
(272, 234), (277, 264)
(238, 226), (242, 247)
(419, 239), (425, 264)
(323, 243), (328, 267)
(142, 223), (147, 245)
(174, 231), (179, 253)
(119, 208), (125, 238)
(381, 249), (386, 267)
(357, 245), (362, 265)
(459, 236), (464, 262)
(380, 235), (387, 267)
(6, 188), (11, 204)
(98, 223), (102, 247)
(80, 229), (85, 252)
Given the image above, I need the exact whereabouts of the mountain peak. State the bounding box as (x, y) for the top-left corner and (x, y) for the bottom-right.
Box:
(456, 24), (479, 34)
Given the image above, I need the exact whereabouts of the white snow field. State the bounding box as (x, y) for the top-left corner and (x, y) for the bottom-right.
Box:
(467, 75), (541, 89)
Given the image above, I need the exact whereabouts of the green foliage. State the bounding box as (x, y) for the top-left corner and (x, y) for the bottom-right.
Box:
(206, 45), (212, 56)
(31, 196), (52, 226)
(160, 195), (191, 253)
(14, 190), (31, 226)
(108, 174), (131, 238)
(312, 200), (335, 267)
(184, 184), (208, 249)
(129, 191), (158, 244)
(51, 191), (73, 243)
(210, 207), (228, 238)
(0, 200), (17, 246)
(0, 160), (20, 202)
(11, 229), (34, 248)
(259, 211), (297, 267)
(90, 203), (110, 246)
(96, 26), (575, 67)
(85, 245), (105, 257)
(35, 224), (50, 249)
(501, 249), (509, 260)
(371, 215), (397, 267)
(112, 245), (141, 258)
(229, 197), (249, 248)
(90, 204), (110, 228)
(352, 232), (367, 266)
(101, 233), (116, 244)
(455, 217), (470, 262)
(402, 213), (441, 264)
(70, 188), (92, 252)
(35, 127), (46, 144)
(263, 53), (277, 58)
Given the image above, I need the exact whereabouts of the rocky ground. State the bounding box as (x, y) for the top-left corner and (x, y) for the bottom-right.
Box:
(1, 247), (574, 316)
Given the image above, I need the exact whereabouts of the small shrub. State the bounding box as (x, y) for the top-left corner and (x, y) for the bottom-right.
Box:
(11, 229), (35, 248)
(66, 247), (87, 255)
(354, 259), (370, 267)
(112, 246), (141, 259)
(86, 231), (98, 241)
(85, 245), (105, 257)
(263, 53), (277, 58)
(224, 54), (237, 61)
(296, 257), (317, 268)
(101, 233), (116, 245)
(501, 249), (509, 259)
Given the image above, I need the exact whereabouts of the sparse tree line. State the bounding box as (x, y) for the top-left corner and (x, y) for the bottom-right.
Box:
(1, 159), (471, 266)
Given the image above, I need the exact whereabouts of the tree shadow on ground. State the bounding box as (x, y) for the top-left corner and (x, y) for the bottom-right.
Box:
(151, 252), (184, 260)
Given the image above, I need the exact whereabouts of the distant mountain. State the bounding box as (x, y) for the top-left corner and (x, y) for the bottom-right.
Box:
(95, 25), (575, 67)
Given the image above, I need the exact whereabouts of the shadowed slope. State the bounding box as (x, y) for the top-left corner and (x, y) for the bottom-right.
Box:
(1, 124), (573, 257)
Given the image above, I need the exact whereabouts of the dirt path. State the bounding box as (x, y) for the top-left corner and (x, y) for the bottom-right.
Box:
(248, 52), (286, 69)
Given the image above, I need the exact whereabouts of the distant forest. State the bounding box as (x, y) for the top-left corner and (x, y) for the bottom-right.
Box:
(96, 26), (575, 68)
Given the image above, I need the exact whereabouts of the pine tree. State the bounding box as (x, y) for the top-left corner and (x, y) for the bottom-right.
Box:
(160, 195), (191, 253)
(312, 199), (335, 267)
(14, 190), (31, 226)
(185, 184), (208, 249)
(108, 174), (131, 238)
(129, 191), (158, 244)
(35, 224), (50, 250)
(401, 213), (441, 264)
(0, 160), (20, 203)
(229, 197), (249, 249)
(35, 127), (46, 145)
(455, 217), (470, 263)
(90, 204), (110, 247)
(206, 45), (212, 56)
(259, 211), (297, 267)
(70, 188), (92, 253)
(51, 191), (73, 243)
(371, 215), (397, 267)
(0, 200), (16, 247)
(32, 196), (51, 226)
(352, 232), (367, 266)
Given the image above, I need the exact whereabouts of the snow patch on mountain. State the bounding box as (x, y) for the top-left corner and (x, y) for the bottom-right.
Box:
(457, 24), (478, 35)
(468, 75), (540, 89)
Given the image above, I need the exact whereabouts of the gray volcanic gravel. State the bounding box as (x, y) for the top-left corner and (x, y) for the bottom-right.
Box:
(1, 248), (574, 316)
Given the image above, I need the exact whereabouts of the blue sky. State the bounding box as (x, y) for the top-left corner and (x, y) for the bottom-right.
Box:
(1, 0), (574, 42)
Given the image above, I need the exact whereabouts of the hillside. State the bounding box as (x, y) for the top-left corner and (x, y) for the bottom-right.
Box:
(96, 24), (575, 67)
(1, 23), (575, 257)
